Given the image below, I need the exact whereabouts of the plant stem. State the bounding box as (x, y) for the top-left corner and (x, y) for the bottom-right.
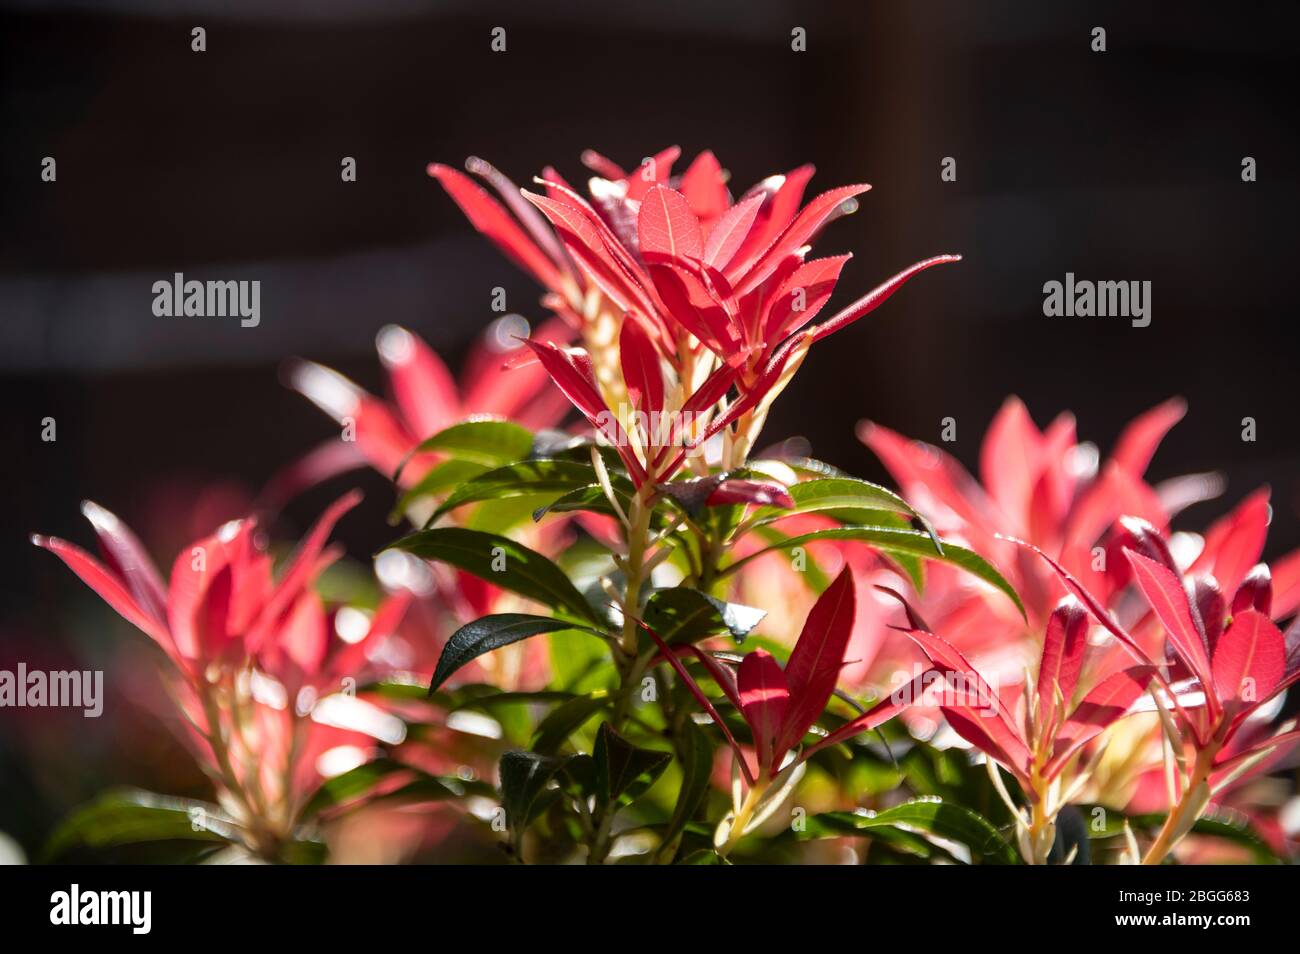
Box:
(718, 778), (770, 859)
(1142, 747), (1214, 865)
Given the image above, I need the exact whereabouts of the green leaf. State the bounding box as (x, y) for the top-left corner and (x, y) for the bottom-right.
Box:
(533, 480), (637, 523)
(726, 526), (1025, 619)
(428, 614), (607, 694)
(1085, 805), (1282, 864)
(432, 459), (598, 522)
(300, 758), (487, 818)
(531, 692), (614, 754)
(389, 458), (489, 523)
(499, 750), (569, 837)
(406, 419), (534, 468)
(662, 719), (715, 855)
(796, 798), (1018, 864)
(386, 527), (602, 624)
(748, 477), (919, 527)
(43, 789), (235, 861)
(642, 587), (766, 644)
(593, 723), (672, 808)
(301, 758), (410, 818)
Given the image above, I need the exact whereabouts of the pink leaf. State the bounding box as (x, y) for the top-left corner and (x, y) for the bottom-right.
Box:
(428, 164), (564, 293)
(809, 255), (961, 344)
(735, 184), (872, 296)
(738, 649), (791, 776)
(680, 150), (730, 227)
(1192, 489), (1271, 594)
(638, 185), (704, 262)
(706, 479), (794, 509)
(1046, 666), (1155, 778)
(979, 397), (1043, 532)
(619, 318), (665, 416)
(776, 567), (856, 759)
(1111, 397), (1186, 477)
(1212, 610), (1285, 713)
(1036, 596), (1090, 733)
(1124, 549), (1215, 696)
(32, 534), (177, 660)
(702, 193), (764, 269)
(636, 620), (755, 785)
(764, 254), (852, 343)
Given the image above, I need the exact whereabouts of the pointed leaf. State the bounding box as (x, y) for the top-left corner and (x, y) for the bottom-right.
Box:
(427, 614), (605, 694)
(593, 722), (672, 807)
(387, 528), (601, 624)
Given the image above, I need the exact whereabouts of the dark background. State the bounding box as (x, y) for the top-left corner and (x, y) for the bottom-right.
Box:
(1, 0), (1297, 855)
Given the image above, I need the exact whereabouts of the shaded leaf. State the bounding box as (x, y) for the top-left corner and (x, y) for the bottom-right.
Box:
(642, 587), (766, 644)
(386, 528), (601, 623)
(594, 722), (672, 807)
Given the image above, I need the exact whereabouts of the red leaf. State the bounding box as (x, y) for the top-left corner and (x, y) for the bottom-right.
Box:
(679, 150), (730, 227)
(1212, 610), (1285, 713)
(764, 254), (851, 343)
(523, 190), (651, 316)
(808, 668), (935, 754)
(738, 649), (791, 775)
(735, 184), (872, 296)
(1124, 549), (1215, 697)
(809, 255), (961, 344)
(32, 534), (177, 659)
(1036, 596), (1090, 733)
(727, 165), (816, 279)
(618, 319), (665, 415)
(636, 620), (755, 785)
(776, 567), (856, 758)
(521, 340), (606, 422)
(1046, 666), (1155, 778)
(376, 325), (461, 440)
(246, 491), (362, 652)
(638, 185), (704, 262)
(78, 500), (169, 627)
(647, 262), (740, 357)
(1232, 564), (1273, 617)
(899, 628), (1029, 772)
(622, 145), (680, 201)
(428, 164), (564, 293)
(979, 397), (1043, 532)
(706, 479), (794, 509)
(1191, 489), (1271, 594)
(1111, 397), (1186, 476)
(702, 193), (764, 269)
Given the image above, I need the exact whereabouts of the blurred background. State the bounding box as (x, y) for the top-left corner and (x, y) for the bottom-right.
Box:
(1, 0), (1297, 859)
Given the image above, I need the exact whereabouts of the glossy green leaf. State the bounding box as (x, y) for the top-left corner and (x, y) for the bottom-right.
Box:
(642, 587), (766, 644)
(407, 419), (534, 468)
(748, 477), (918, 527)
(531, 692), (614, 754)
(390, 458), (489, 523)
(43, 789), (235, 861)
(386, 528), (601, 624)
(724, 526), (1024, 619)
(300, 758), (486, 818)
(662, 719), (715, 856)
(432, 459), (598, 522)
(499, 750), (569, 837)
(796, 798), (1018, 864)
(428, 614), (607, 694)
(593, 723), (672, 808)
